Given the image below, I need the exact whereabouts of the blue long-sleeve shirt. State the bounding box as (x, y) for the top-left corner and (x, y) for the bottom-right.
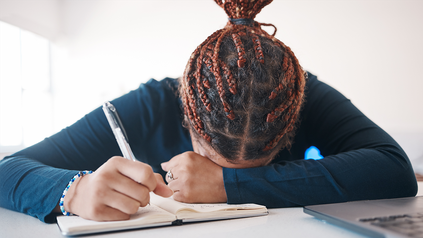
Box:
(0, 73), (417, 223)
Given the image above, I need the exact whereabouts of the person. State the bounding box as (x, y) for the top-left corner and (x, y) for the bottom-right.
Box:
(0, 0), (418, 223)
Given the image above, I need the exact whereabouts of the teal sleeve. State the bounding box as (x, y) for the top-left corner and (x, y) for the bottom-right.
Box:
(0, 156), (78, 222)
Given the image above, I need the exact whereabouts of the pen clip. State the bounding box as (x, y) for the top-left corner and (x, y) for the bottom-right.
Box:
(104, 102), (130, 142)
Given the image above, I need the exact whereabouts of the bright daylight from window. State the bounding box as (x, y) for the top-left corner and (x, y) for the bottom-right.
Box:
(0, 21), (53, 153)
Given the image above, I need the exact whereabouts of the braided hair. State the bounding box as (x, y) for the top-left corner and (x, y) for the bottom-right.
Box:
(179, 0), (306, 161)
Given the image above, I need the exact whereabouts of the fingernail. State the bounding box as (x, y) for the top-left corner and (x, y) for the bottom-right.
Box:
(161, 162), (167, 170)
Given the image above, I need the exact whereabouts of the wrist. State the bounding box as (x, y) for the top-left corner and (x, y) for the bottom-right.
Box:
(217, 168), (227, 202)
(60, 171), (92, 216)
(221, 167), (241, 203)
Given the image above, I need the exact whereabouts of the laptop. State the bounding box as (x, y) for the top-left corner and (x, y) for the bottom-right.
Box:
(304, 196), (423, 238)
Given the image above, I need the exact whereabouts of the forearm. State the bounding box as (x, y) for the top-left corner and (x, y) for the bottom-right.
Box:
(0, 156), (78, 223)
(223, 147), (417, 207)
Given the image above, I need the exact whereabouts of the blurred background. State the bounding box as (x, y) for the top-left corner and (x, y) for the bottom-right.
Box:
(0, 0), (422, 172)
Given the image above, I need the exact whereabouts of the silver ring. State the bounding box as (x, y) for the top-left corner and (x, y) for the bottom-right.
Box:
(166, 170), (174, 181)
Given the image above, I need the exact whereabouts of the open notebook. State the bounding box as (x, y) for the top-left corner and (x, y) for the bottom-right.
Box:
(57, 193), (268, 236)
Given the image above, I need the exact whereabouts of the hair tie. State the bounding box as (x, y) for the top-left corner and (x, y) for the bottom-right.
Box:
(229, 18), (254, 26)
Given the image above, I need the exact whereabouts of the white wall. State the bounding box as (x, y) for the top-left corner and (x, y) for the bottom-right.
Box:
(54, 0), (229, 128)
(265, 1), (423, 134)
(55, 0), (423, 133)
(0, 0), (62, 41)
(1, 1), (422, 159)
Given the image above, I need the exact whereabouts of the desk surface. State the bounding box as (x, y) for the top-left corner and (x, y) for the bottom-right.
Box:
(2, 182), (422, 238)
(0, 207), (366, 238)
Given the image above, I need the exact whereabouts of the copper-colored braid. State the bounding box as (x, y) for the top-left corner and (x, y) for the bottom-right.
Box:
(248, 0), (273, 19)
(183, 30), (224, 143)
(262, 32), (306, 151)
(231, 32), (247, 68)
(251, 33), (265, 64)
(203, 56), (213, 89)
(221, 60), (237, 95)
(214, 0), (223, 7)
(215, 0), (273, 19)
(268, 55), (293, 101)
(185, 81), (212, 143)
(195, 42), (212, 112)
(183, 30), (222, 80)
(263, 109), (297, 151)
(212, 30), (236, 120)
(183, 24), (247, 140)
(187, 79), (203, 129)
(263, 95), (304, 151)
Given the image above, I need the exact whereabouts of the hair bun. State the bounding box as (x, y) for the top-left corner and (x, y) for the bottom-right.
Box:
(214, 0), (273, 20)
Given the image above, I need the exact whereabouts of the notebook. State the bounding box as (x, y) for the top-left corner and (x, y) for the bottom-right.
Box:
(57, 193), (268, 236)
(304, 196), (423, 238)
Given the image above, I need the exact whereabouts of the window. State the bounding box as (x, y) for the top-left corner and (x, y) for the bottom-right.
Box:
(0, 21), (53, 153)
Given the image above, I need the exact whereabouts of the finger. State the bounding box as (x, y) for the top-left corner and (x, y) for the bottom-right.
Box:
(102, 190), (144, 214)
(172, 191), (186, 203)
(110, 157), (157, 192)
(170, 182), (193, 204)
(161, 153), (183, 171)
(90, 205), (131, 222)
(153, 173), (173, 197)
(107, 175), (151, 206)
(167, 176), (181, 194)
(161, 162), (169, 172)
(169, 187), (186, 203)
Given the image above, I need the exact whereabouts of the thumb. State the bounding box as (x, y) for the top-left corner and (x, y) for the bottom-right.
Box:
(153, 173), (173, 197)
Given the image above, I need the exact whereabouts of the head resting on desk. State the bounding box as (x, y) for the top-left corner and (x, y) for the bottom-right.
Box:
(179, 0), (307, 167)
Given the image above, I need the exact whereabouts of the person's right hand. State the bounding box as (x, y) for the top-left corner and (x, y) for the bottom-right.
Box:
(60, 156), (173, 221)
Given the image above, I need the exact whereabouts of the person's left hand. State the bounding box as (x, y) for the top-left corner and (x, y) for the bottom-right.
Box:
(161, 151), (227, 203)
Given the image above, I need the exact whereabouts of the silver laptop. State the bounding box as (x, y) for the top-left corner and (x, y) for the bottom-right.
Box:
(304, 196), (423, 238)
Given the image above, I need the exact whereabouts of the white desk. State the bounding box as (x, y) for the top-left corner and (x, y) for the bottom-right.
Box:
(1, 182), (422, 238)
(0, 207), (366, 238)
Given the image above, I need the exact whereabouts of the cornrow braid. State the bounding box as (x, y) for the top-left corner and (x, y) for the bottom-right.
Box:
(221, 60), (237, 95)
(195, 44), (211, 112)
(251, 33), (265, 64)
(184, 82), (212, 143)
(268, 55), (292, 100)
(182, 30), (224, 142)
(202, 58), (212, 89)
(231, 32), (247, 68)
(262, 32), (306, 151)
(180, 0), (306, 160)
(212, 30), (235, 120)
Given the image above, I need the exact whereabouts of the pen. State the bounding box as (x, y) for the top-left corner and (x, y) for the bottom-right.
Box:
(102, 102), (137, 161)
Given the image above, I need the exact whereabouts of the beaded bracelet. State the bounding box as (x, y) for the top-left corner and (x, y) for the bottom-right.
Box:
(59, 170), (93, 216)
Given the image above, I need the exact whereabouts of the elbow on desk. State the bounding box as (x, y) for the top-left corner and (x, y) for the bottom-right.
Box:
(320, 147), (418, 203)
(391, 149), (418, 198)
(376, 150), (418, 199)
(396, 170), (418, 198)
